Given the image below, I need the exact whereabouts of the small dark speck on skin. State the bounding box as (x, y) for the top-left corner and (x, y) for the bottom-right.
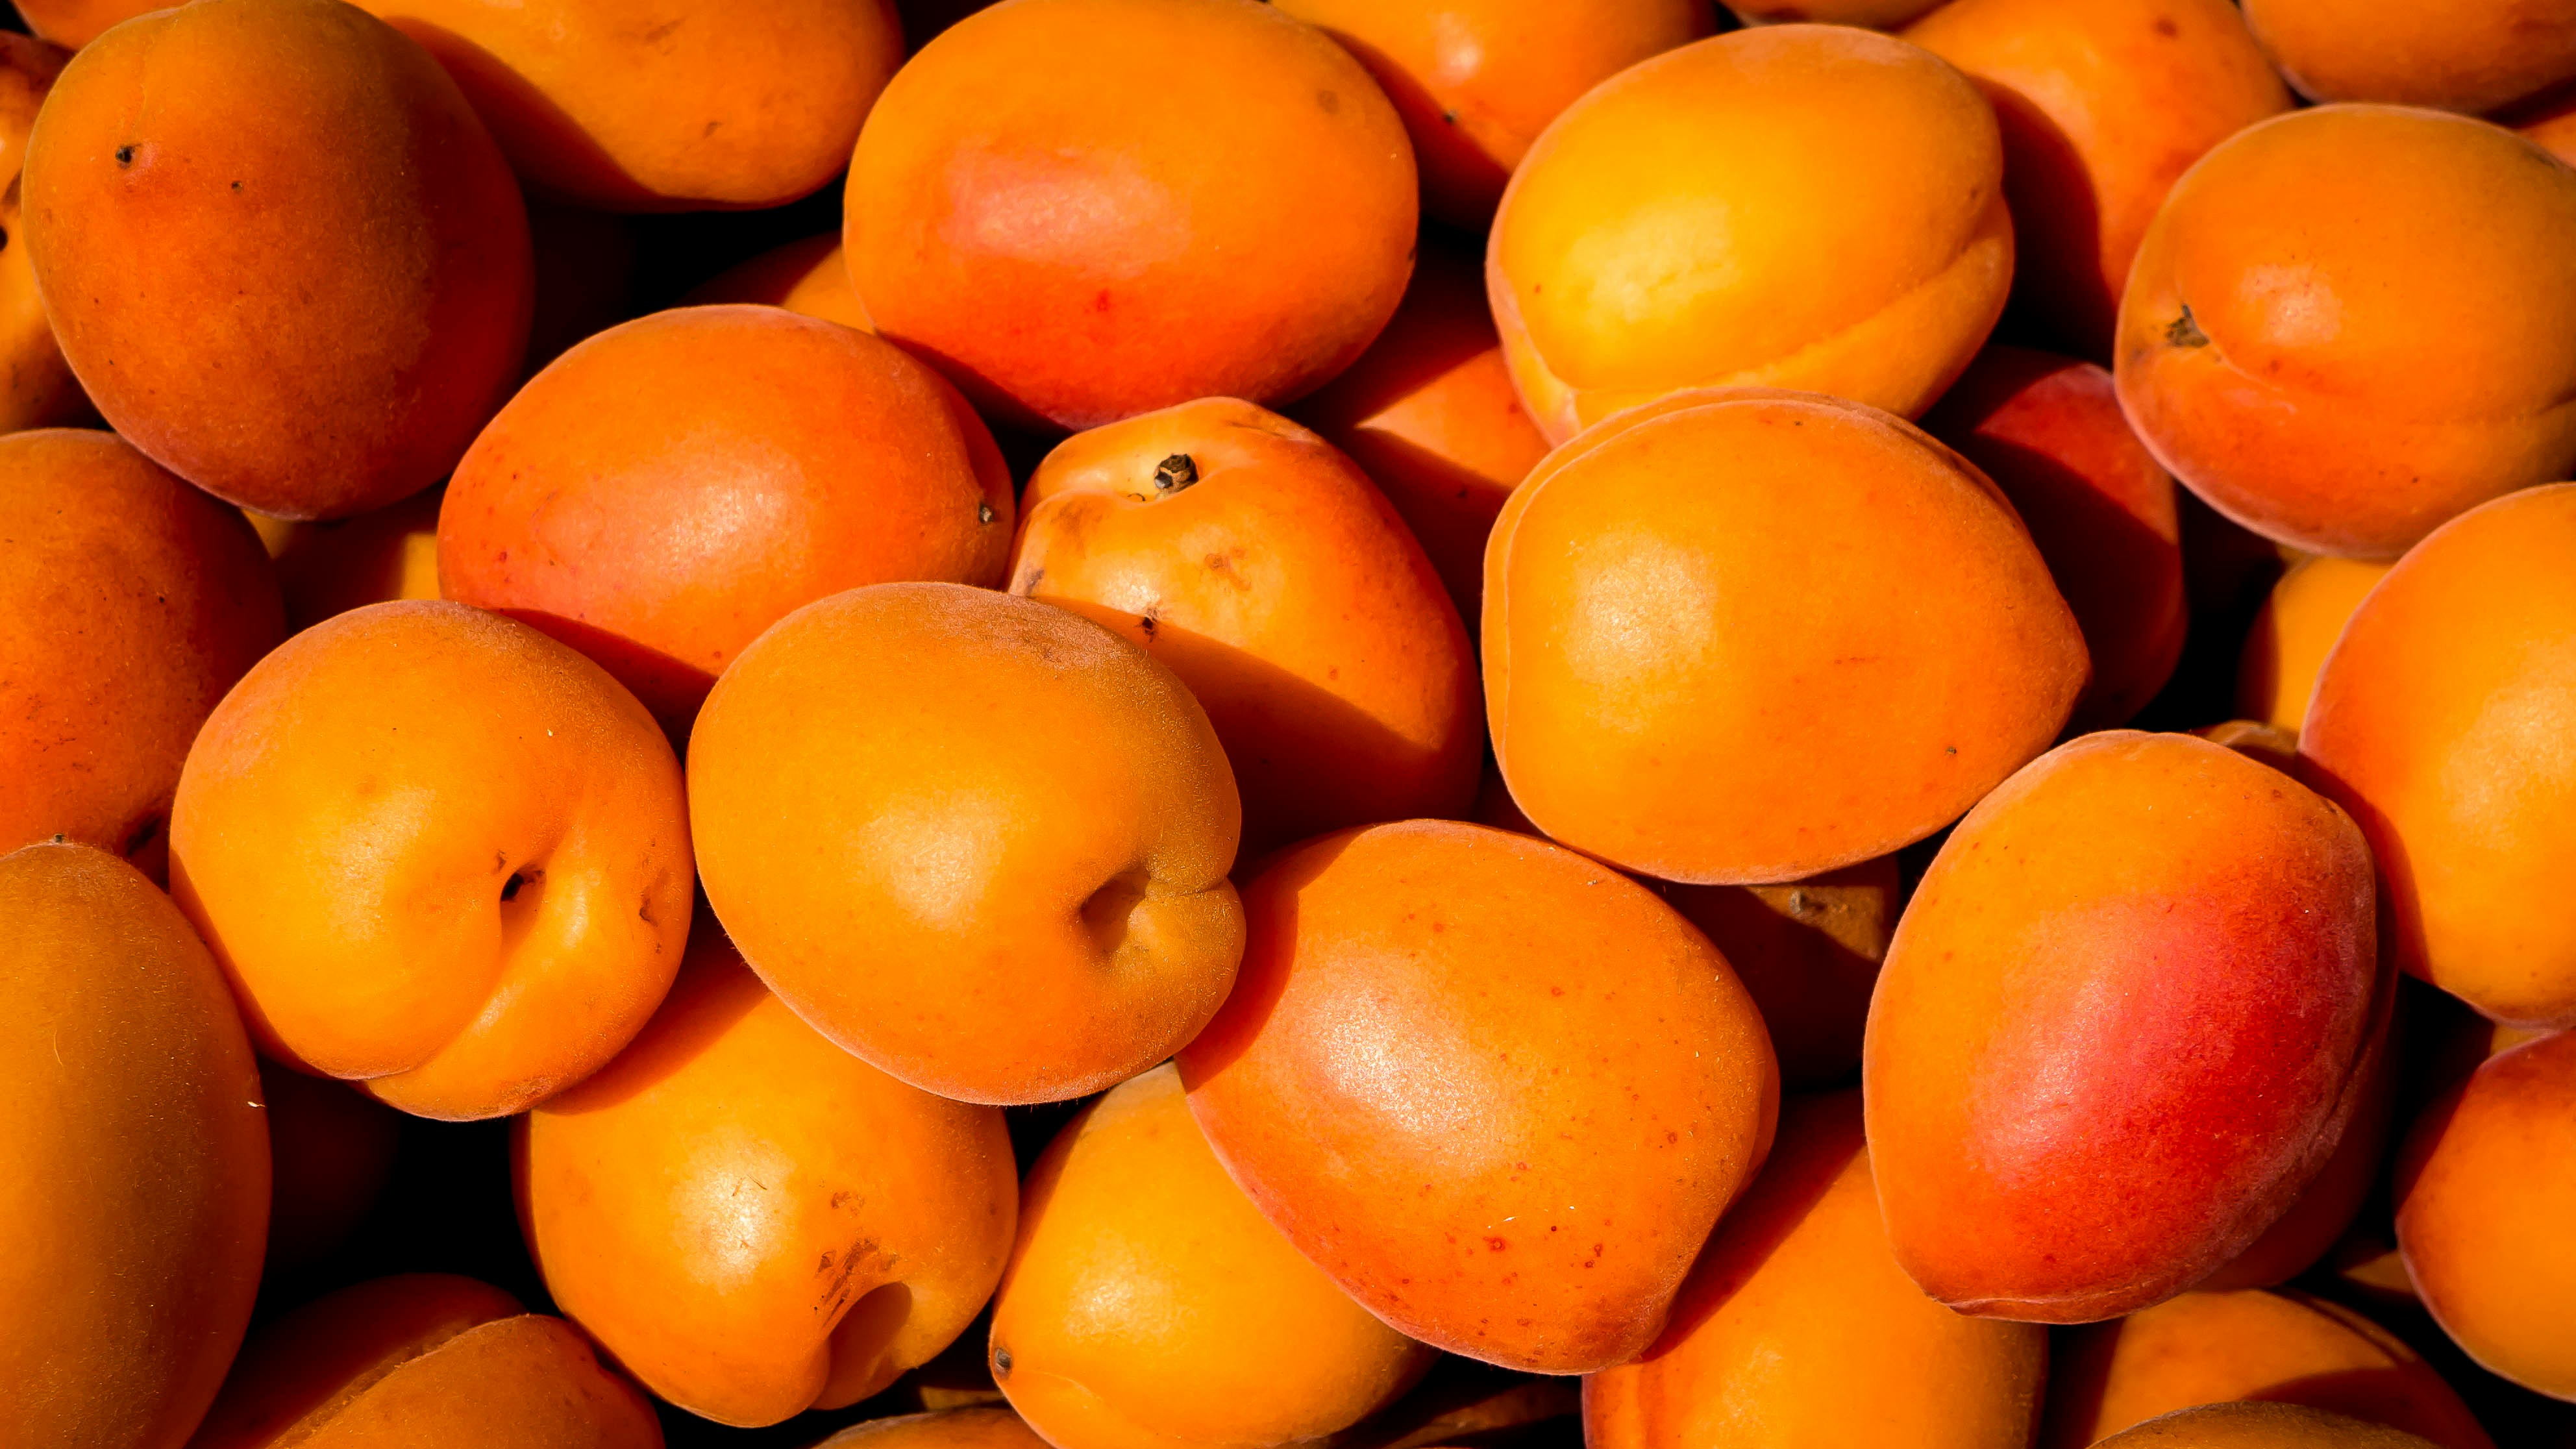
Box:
(978, 501), (996, 524)
(1441, 109), (1459, 125)
(114, 145), (134, 167)
(1318, 89), (1340, 114)
(991, 1346), (1013, 1377)
(1946, 745), (1959, 756)
(230, 180), (242, 192)
(2153, 15), (2178, 35)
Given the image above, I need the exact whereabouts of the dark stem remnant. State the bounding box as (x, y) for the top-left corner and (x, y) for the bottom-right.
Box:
(1152, 454), (1199, 496)
(2166, 303), (2211, 349)
(991, 1345), (1013, 1377)
(501, 868), (542, 903)
(977, 501), (997, 524)
(114, 145), (134, 167)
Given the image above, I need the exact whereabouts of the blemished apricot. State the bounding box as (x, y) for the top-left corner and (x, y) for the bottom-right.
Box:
(188, 1274), (662, 1448)
(1588, 1091), (2048, 1449)
(261, 1061), (401, 1277)
(2242, 0), (2576, 114)
(683, 234), (873, 331)
(0, 35), (84, 434)
(1270, 0), (1709, 228)
(2301, 486), (2576, 1027)
(689, 582), (1244, 1105)
(1487, 25), (2010, 443)
(21, 0), (532, 520)
(1178, 820), (1778, 1373)
(1923, 345), (2186, 728)
(441, 306), (1013, 734)
(2095, 1402), (2448, 1449)
(1292, 238), (1550, 621)
(170, 600), (694, 1121)
(816, 1409), (1052, 1449)
(0, 430), (282, 878)
(0, 842), (267, 1449)
(2114, 106), (2576, 560)
(846, 0), (1417, 430)
(1661, 859), (1898, 1089)
(524, 201), (636, 375)
(1012, 398), (1478, 855)
(354, 0), (900, 210)
(1483, 388), (2086, 885)
(990, 1065), (1433, 1449)
(1904, 0), (2292, 359)
(520, 926), (1017, 1426)
(1728, 0), (1942, 26)
(271, 485), (444, 634)
(2237, 557), (2392, 735)
(2042, 1288), (2495, 1449)
(1865, 730), (2380, 1322)
(2395, 1031), (2576, 1401)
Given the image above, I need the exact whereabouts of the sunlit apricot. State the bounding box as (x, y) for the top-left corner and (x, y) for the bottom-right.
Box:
(682, 233), (871, 330)
(2237, 556), (2391, 735)
(2242, 0), (2576, 113)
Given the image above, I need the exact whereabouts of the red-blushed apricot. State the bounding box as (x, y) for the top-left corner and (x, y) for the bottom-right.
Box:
(0, 35), (84, 434)
(0, 842), (267, 1449)
(2093, 1400), (2453, 1448)
(2114, 106), (2576, 559)
(1728, 0), (1942, 25)
(1924, 345), (2186, 727)
(2396, 1032), (2576, 1401)
(2242, 0), (2576, 114)
(1012, 398), (1478, 855)
(2301, 486), (2576, 1026)
(2043, 1289), (2495, 1449)
(1178, 820), (1778, 1372)
(1588, 1091), (2048, 1448)
(260, 1061), (400, 1278)
(270, 486), (444, 635)
(816, 1409), (1054, 1449)
(1270, 0), (1709, 228)
(1485, 388), (2085, 884)
(2196, 1004), (2396, 1291)
(21, 0), (532, 520)
(524, 201), (636, 375)
(1292, 238), (1550, 621)
(440, 306), (1013, 734)
(683, 234), (872, 331)
(520, 925), (1017, 1426)
(989, 1065), (1433, 1449)
(0, 430), (282, 879)
(1488, 26), (2009, 442)
(1661, 860), (1898, 1089)
(2238, 557), (2392, 735)
(169, 600), (694, 1121)
(188, 1274), (662, 1448)
(1865, 730), (2380, 1322)
(1904, 0), (2292, 358)
(356, 0), (900, 210)
(689, 582), (1244, 1105)
(846, 0), (1416, 430)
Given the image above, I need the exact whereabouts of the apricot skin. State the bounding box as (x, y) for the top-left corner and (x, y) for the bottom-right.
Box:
(2242, 0), (2576, 114)
(1864, 730), (2380, 1322)
(21, 0), (533, 521)
(2237, 557), (2392, 736)
(1179, 819), (1779, 1374)
(0, 35), (84, 434)
(271, 484), (445, 635)
(0, 841), (269, 1449)
(2096, 1402), (2447, 1448)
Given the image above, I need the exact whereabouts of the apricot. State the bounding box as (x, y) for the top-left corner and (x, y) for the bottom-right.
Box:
(1589, 1091), (2048, 1449)
(0, 430), (282, 878)
(689, 582), (1244, 1104)
(21, 0), (532, 519)
(521, 926), (1016, 1426)
(441, 305), (1013, 734)
(683, 233), (872, 331)
(991, 1065), (1432, 1449)
(2043, 1289), (2495, 1449)
(1864, 730), (2380, 1322)
(261, 1061), (401, 1278)
(0, 35), (84, 434)
(1728, 0), (1942, 25)
(188, 1274), (662, 1448)
(1923, 345), (2186, 728)
(1904, 0), (2292, 358)
(1661, 860), (1899, 1089)
(9, 0), (152, 49)
(2238, 557), (2392, 736)
(2196, 1006), (2396, 1291)
(2395, 1031), (2576, 1400)
(271, 485), (445, 634)
(1487, 25), (2009, 443)
(2096, 1403), (2448, 1448)
(1483, 388), (2085, 884)
(2114, 105), (2576, 559)
(2242, 0), (2576, 113)
(2303, 485), (2576, 1024)
(845, 0), (1417, 430)
(2197, 719), (2303, 773)
(1270, 0), (1709, 228)
(1292, 238), (1550, 621)
(169, 599), (694, 1121)
(0, 841), (267, 1449)
(817, 1409), (1052, 1449)
(1012, 398), (1478, 854)
(1178, 819), (1778, 1372)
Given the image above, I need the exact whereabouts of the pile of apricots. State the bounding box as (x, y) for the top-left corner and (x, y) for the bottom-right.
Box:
(8, 0), (2576, 1444)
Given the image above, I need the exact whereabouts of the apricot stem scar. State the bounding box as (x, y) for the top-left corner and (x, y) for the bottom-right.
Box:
(1152, 454), (1198, 494)
(2166, 304), (2209, 348)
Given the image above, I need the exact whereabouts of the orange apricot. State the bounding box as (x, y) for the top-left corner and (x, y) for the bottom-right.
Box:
(1660, 860), (1899, 1089)
(10, 0), (151, 48)
(1270, 0), (1709, 229)
(1012, 397), (1478, 855)
(2096, 1402), (2448, 1448)
(2197, 719), (2303, 773)
(170, 600), (694, 1121)
(2237, 556), (2392, 735)
(2114, 105), (2576, 559)
(990, 1064), (1433, 1449)
(260, 1061), (401, 1278)
(1178, 819), (1778, 1373)
(521, 925), (1017, 1426)
(2196, 1005), (2396, 1291)
(2242, 0), (2576, 114)
(22, 0), (532, 520)
(817, 1409), (1052, 1449)
(0, 35), (84, 434)
(682, 233), (872, 330)
(846, 0), (1417, 430)
(2395, 1031), (2576, 1401)
(270, 485), (445, 634)
(1904, 0), (2292, 358)
(0, 842), (268, 1449)
(1864, 730), (2381, 1322)
(1483, 388), (2085, 884)
(1588, 1091), (2048, 1448)
(689, 582), (1245, 1105)
(0, 430), (282, 878)
(440, 305), (1013, 734)
(1487, 25), (2010, 442)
